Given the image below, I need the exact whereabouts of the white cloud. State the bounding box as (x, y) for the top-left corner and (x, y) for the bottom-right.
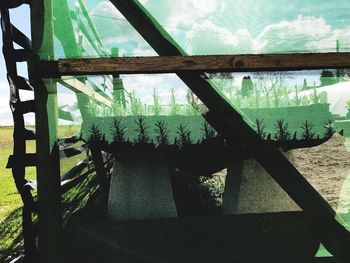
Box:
(91, 1), (350, 56)
(185, 15), (350, 55)
(256, 15), (348, 53)
(0, 81), (12, 126)
(166, 0), (218, 28)
(186, 20), (254, 54)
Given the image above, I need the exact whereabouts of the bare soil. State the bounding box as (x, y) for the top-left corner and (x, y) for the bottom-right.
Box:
(213, 133), (350, 211)
(292, 133), (350, 210)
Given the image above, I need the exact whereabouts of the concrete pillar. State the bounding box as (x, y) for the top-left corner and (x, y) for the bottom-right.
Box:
(108, 147), (177, 220)
(223, 151), (300, 214)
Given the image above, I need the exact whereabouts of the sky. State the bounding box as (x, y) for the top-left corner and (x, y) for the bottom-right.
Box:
(87, 0), (350, 55)
(1, 0), (349, 125)
(0, 5), (32, 125)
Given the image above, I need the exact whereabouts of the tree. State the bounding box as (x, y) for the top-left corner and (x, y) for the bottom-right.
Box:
(207, 72), (235, 98)
(320, 70), (337, 86)
(241, 76), (254, 97)
(252, 71), (291, 108)
(169, 88), (180, 115)
(152, 88), (161, 115)
(302, 79), (308, 90)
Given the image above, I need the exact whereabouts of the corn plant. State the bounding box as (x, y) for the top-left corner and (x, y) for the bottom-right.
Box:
(87, 95), (100, 117)
(274, 119), (291, 141)
(265, 94), (271, 108)
(253, 86), (261, 109)
(272, 84), (283, 108)
(201, 122), (216, 141)
(319, 91), (328, 104)
(301, 95), (310, 106)
(324, 120), (335, 139)
(186, 90), (199, 115)
(176, 124), (192, 146)
(301, 120), (315, 140)
(169, 88), (181, 115)
(129, 91), (144, 115)
(155, 120), (169, 146)
(291, 85), (301, 106)
(232, 90), (242, 108)
(134, 116), (150, 144)
(282, 94), (290, 107)
(101, 104), (111, 117)
(111, 118), (126, 143)
(88, 124), (104, 144)
(255, 118), (266, 139)
(310, 87), (321, 104)
(152, 88), (161, 116)
(248, 95), (255, 108)
(111, 98), (125, 116)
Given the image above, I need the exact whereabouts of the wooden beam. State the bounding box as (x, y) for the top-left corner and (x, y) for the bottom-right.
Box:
(30, 1), (62, 263)
(110, 0), (350, 260)
(60, 78), (113, 107)
(52, 53), (350, 76)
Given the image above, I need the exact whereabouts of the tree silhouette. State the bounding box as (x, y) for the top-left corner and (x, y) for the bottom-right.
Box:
(320, 70), (337, 86)
(241, 76), (254, 97)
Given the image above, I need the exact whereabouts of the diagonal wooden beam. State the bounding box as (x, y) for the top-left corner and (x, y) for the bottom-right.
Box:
(47, 53), (350, 76)
(110, 0), (350, 259)
(60, 78), (113, 107)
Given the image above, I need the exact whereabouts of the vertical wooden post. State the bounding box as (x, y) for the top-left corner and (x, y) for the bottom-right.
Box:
(30, 0), (62, 263)
(90, 146), (108, 209)
(111, 47), (126, 110)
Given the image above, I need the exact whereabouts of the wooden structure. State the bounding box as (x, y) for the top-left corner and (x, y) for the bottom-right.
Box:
(1, 0), (350, 262)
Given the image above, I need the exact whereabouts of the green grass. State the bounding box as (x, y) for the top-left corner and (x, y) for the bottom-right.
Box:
(0, 125), (87, 262)
(0, 126), (35, 261)
(0, 127), (36, 221)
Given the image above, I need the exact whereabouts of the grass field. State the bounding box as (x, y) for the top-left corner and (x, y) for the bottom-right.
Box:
(0, 126), (36, 220)
(0, 126), (33, 260)
(0, 125), (83, 262)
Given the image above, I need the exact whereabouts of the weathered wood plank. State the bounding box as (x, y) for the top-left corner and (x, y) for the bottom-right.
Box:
(39, 52), (350, 76)
(60, 78), (113, 107)
(109, 0), (350, 260)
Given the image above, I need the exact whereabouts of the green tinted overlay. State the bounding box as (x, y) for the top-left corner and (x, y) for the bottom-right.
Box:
(31, 0), (350, 258)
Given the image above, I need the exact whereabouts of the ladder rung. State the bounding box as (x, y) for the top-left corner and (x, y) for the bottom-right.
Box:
(17, 100), (35, 114)
(24, 128), (36, 140)
(13, 76), (33, 91)
(12, 49), (29, 62)
(6, 153), (36, 168)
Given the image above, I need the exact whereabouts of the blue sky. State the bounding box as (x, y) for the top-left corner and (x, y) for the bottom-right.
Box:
(0, 5), (32, 125)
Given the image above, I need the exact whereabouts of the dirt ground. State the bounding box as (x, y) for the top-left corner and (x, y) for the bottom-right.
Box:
(213, 133), (350, 212)
(292, 133), (350, 210)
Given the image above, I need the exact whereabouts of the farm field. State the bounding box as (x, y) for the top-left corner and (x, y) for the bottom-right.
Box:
(0, 126), (35, 261)
(292, 134), (350, 231)
(0, 125), (82, 262)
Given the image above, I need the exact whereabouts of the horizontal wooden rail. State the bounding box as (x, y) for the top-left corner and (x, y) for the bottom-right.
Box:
(38, 53), (350, 77)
